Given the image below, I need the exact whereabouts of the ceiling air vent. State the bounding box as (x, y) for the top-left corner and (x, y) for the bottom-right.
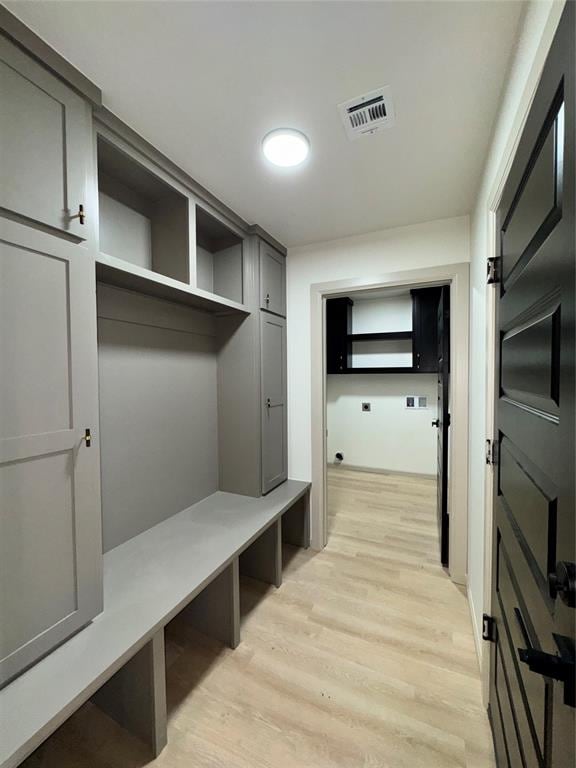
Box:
(338, 86), (395, 140)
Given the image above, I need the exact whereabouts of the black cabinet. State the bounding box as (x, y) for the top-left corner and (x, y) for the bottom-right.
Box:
(411, 287), (442, 373)
(326, 298), (353, 373)
(327, 289), (445, 374)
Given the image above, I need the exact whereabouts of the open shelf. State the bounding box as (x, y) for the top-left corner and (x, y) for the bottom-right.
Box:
(97, 136), (190, 283)
(196, 206), (243, 304)
(348, 331), (412, 341)
(350, 335), (413, 371)
(338, 367), (431, 374)
(96, 252), (249, 315)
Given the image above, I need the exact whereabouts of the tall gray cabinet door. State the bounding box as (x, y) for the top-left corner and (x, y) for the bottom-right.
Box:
(0, 36), (91, 239)
(259, 242), (286, 316)
(0, 220), (102, 688)
(261, 313), (287, 494)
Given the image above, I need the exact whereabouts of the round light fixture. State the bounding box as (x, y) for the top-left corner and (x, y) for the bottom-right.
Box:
(262, 128), (310, 167)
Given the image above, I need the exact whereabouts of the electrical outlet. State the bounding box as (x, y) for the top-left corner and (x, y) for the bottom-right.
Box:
(405, 396), (428, 409)
(362, 402), (371, 412)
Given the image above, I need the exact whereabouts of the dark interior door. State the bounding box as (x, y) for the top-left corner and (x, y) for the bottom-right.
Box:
(488, 5), (575, 767)
(436, 285), (450, 567)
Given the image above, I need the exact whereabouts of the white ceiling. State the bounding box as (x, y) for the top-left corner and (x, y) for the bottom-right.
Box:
(7, 1), (524, 247)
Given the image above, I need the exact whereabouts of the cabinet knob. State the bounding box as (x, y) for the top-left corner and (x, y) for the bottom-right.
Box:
(70, 204), (86, 225)
(265, 293), (270, 306)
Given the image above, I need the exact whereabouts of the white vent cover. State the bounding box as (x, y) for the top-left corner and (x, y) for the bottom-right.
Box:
(338, 86), (395, 140)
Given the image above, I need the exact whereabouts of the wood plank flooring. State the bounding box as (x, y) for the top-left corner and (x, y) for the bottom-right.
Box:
(23, 468), (494, 768)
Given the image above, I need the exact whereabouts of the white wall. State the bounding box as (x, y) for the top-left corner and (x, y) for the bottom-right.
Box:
(327, 374), (437, 475)
(467, 0), (564, 668)
(286, 214), (470, 482)
(350, 294), (413, 368)
(352, 295), (412, 333)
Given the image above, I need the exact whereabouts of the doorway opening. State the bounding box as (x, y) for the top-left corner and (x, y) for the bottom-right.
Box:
(324, 283), (451, 568)
(309, 262), (469, 586)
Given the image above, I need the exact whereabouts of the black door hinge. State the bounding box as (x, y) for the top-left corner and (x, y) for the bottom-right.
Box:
(486, 439), (499, 466)
(483, 614), (496, 642)
(446, 413), (451, 427)
(487, 257), (500, 285)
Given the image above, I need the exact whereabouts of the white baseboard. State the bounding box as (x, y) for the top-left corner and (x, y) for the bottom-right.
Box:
(327, 463), (435, 480)
(467, 583), (483, 675)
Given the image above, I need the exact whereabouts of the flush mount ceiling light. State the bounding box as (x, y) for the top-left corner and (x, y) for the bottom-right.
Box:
(262, 128), (310, 167)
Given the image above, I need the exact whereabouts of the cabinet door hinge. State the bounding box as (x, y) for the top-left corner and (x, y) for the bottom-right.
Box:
(487, 257), (500, 285)
(482, 614), (496, 642)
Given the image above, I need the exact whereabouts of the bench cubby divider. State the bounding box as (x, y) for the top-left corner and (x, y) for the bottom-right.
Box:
(91, 629), (168, 757)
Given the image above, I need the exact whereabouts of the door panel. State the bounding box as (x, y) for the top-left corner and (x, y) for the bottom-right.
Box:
(0, 242), (72, 439)
(0, 221), (102, 687)
(489, 5), (575, 767)
(0, 36), (90, 239)
(1, 452), (77, 658)
(260, 242), (286, 316)
(261, 313), (287, 494)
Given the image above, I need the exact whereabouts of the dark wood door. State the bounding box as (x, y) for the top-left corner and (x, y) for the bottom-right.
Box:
(436, 286), (450, 567)
(326, 297), (353, 373)
(488, 5), (575, 767)
(412, 287), (441, 372)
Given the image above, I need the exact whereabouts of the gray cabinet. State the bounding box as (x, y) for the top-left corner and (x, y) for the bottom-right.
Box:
(259, 241), (286, 316)
(217, 235), (288, 498)
(260, 313), (287, 494)
(0, 220), (102, 688)
(0, 36), (92, 239)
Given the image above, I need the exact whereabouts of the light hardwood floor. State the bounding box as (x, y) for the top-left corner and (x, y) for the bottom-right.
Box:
(24, 468), (494, 768)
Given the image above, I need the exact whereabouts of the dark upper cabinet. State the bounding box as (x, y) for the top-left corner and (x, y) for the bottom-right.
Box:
(326, 298), (353, 373)
(411, 287), (442, 373)
(327, 290), (445, 374)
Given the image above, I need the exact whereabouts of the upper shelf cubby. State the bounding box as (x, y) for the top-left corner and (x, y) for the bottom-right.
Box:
(195, 206), (243, 304)
(97, 136), (190, 283)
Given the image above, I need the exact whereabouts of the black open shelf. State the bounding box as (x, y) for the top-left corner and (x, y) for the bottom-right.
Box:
(348, 331), (413, 341)
(343, 366), (426, 374)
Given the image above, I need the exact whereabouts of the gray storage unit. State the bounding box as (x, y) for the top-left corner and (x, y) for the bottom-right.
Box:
(0, 221), (103, 688)
(0, 9), (289, 700)
(261, 313), (288, 493)
(259, 241), (286, 316)
(0, 36), (92, 239)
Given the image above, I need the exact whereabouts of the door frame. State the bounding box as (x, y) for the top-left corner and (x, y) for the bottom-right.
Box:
(310, 262), (469, 585)
(479, 0), (566, 705)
